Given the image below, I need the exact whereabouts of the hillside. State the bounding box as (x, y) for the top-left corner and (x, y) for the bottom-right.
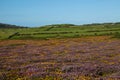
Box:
(0, 22), (120, 40)
(0, 23), (27, 28)
(0, 22), (120, 80)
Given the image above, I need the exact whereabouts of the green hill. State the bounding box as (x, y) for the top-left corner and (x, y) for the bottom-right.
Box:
(0, 22), (120, 40)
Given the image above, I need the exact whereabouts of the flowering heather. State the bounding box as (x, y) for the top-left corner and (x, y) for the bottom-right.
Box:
(0, 36), (120, 80)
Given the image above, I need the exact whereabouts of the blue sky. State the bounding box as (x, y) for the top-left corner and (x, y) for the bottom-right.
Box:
(0, 0), (120, 27)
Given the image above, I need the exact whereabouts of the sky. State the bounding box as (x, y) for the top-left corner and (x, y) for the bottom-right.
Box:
(0, 0), (120, 27)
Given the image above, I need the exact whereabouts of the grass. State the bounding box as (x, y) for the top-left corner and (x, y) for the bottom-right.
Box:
(0, 23), (120, 40)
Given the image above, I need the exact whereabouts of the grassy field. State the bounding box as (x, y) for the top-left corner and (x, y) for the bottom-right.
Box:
(0, 23), (120, 80)
(0, 23), (120, 40)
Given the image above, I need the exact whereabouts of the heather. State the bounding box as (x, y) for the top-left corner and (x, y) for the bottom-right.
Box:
(0, 36), (120, 80)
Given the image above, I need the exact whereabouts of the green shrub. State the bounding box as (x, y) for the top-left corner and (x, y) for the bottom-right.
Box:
(113, 32), (120, 38)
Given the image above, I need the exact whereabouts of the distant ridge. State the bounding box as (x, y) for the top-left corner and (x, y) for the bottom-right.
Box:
(40, 22), (120, 28)
(0, 23), (27, 28)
